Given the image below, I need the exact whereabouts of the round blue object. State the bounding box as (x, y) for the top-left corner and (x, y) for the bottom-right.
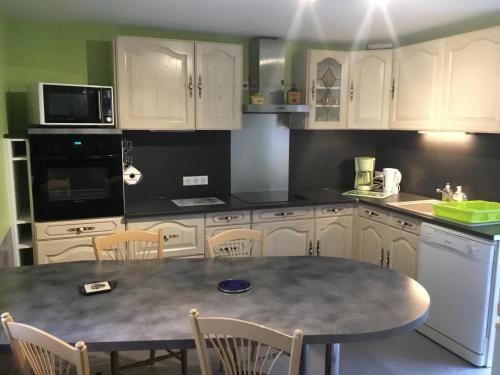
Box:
(217, 279), (252, 293)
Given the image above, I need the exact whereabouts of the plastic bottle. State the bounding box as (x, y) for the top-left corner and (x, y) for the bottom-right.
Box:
(453, 186), (466, 202)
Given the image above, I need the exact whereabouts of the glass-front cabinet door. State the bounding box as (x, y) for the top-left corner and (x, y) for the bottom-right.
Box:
(308, 50), (349, 129)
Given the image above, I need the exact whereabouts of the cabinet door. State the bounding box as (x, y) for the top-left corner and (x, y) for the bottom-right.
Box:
(348, 50), (393, 129)
(315, 216), (353, 258)
(307, 50), (349, 129)
(390, 39), (445, 130)
(387, 227), (419, 279)
(358, 217), (388, 266)
(441, 27), (500, 132)
(195, 42), (242, 130)
(114, 36), (195, 130)
(253, 219), (314, 257)
(127, 215), (204, 258)
(36, 238), (96, 264)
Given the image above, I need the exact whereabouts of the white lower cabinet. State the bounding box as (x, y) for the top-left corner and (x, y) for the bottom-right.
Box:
(315, 216), (353, 258)
(34, 217), (124, 264)
(355, 205), (421, 279)
(204, 210), (252, 257)
(253, 219), (315, 257)
(37, 238), (97, 264)
(126, 214), (204, 258)
(387, 227), (419, 279)
(358, 217), (388, 266)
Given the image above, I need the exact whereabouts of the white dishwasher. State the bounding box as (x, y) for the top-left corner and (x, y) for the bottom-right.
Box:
(418, 222), (498, 367)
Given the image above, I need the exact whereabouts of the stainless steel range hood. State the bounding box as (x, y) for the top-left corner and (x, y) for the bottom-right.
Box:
(243, 38), (309, 114)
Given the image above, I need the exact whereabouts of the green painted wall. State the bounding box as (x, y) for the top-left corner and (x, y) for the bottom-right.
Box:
(0, 17), (10, 241)
(3, 18), (252, 132)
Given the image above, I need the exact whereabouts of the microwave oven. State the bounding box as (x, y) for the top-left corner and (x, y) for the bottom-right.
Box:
(28, 83), (115, 126)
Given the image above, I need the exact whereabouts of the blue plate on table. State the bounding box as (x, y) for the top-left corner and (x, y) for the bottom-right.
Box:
(218, 279), (252, 294)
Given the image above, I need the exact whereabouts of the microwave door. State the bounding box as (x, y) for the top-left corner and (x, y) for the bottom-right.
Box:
(43, 85), (102, 125)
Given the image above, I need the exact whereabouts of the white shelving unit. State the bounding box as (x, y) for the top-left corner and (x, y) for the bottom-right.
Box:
(5, 138), (34, 266)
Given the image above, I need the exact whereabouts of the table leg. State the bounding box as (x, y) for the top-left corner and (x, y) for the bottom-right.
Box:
(299, 344), (311, 375)
(325, 343), (340, 375)
(110, 351), (120, 375)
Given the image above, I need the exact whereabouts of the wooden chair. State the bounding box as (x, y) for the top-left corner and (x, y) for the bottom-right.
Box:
(189, 308), (303, 375)
(207, 229), (266, 258)
(1, 312), (90, 375)
(92, 229), (187, 375)
(93, 229), (164, 260)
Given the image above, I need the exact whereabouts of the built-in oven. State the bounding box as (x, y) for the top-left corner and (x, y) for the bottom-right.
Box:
(29, 129), (124, 222)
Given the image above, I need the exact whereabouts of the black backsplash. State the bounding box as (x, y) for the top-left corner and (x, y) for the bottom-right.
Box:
(124, 131), (231, 200)
(289, 130), (378, 190)
(290, 130), (500, 201)
(376, 131), (500, 201)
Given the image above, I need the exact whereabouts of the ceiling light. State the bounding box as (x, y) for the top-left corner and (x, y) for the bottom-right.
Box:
(370, 0), (390, 7)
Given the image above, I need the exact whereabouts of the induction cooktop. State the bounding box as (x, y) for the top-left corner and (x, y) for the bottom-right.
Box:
(232, 191), (307, 204)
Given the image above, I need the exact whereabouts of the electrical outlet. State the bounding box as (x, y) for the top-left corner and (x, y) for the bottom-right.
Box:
(183, 175), (208, 186)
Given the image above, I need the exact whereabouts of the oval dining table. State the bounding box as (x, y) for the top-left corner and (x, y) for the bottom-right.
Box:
(0, 256), (430, 375)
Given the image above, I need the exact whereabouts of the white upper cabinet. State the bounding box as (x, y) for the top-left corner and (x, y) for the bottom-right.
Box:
(390, 39), (445, 130)
(348, 50), (393, 129)
(441, 27), (500, 133)
(195, 42), (242, 130)
(114, 36), (195, 130)
(309, 50), (349, 129)
(292, 49), (349, 130)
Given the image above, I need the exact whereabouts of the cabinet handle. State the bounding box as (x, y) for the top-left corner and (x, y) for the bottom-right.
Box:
(164, 234), (180, 240)
(188, 74), (193, 98)
(309, 241), (313, 256)
(396, 219), (416, 230)
(316, 240), (320, 256)
(198, 75), (202, 98)
(349, 81), (354, 101)
(380, 248), (385, 266)
(386, 250), (390, 268)
(68, 226), (95, 233)
(274, 212), (295, 217)
(365, 209), (380, 218)
(311, 79), (315, 100)
(390, 78), (395, 100)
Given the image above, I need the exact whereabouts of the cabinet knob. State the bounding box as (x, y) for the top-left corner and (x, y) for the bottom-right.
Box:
(380, 248), (385, 266)
(308, 241), (313, 256)
(386, 250), (390, 268)
(316, 240), (320, 256)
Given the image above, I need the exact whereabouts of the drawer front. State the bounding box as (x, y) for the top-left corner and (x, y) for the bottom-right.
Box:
(252, 206), (314, 223)
(315, 204), (354, 218)
(358, 204), (388, 224)
(205, 210), (251, 226)
(35, 217), (124, 240)
(36, 237), (96, 264)
(389, 212), (421, 235)
(127, 214), (204, 258)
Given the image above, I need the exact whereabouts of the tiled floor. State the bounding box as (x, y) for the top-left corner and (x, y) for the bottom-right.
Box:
(0, 332), (492, 374)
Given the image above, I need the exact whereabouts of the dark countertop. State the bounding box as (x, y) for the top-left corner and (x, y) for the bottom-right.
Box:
(125, 188), (356, 219)
(329, 189), (500, 241)
(125, 188), (500, 240)
(0, 257), (429, 351)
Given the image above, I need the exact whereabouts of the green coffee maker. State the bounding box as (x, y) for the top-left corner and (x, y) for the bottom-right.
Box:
(354, 157), (376, 191)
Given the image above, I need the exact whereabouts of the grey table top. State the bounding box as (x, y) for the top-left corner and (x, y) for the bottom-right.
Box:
(0, 257), (430, 352)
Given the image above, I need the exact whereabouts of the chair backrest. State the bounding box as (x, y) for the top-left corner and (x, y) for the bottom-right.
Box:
(1, 312), (90, 375)
(207, 229), (266, 258)
(189, 308), (303, 375)
(93, 229), (164, 261)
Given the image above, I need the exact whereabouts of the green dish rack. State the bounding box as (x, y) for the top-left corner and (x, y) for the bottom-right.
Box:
(433, 200), (500, 224)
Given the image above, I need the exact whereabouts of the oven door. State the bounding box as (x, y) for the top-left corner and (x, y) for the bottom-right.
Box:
(30, 135), (124, 221)
(42, 84), (103, 125)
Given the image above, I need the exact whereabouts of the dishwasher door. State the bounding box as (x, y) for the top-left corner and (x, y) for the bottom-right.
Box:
(418, 224), (494, 354)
